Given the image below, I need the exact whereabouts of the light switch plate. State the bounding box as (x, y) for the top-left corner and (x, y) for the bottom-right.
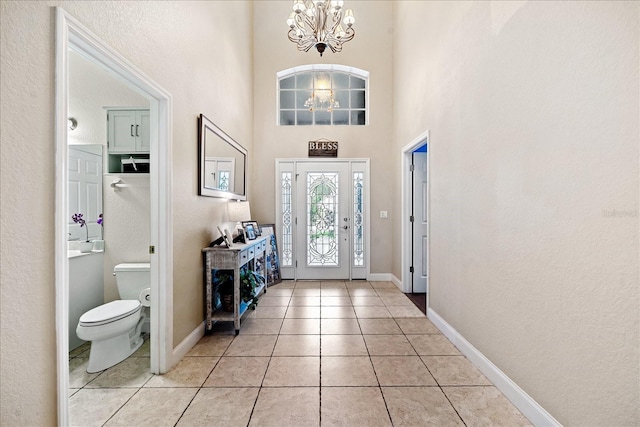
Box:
(380, 210), (388, 219)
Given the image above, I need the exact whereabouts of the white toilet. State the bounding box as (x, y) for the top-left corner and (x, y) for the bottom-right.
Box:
(76, 263), (151, 373)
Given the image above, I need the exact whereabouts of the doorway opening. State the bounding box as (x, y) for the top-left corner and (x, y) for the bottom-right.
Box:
(402, 131), (429, 313)
(276, 159), (370, 280)
(55, 8), (173, 425)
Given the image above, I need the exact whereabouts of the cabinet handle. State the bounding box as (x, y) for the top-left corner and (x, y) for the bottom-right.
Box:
(136, 125), (139, 137)
(131, 125), (134, 137)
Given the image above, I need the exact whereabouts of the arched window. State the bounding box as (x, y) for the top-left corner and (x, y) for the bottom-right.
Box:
(278, 64), (369, 126)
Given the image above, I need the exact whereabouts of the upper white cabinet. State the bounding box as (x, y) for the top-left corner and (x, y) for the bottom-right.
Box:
(107, 110), (150, 153)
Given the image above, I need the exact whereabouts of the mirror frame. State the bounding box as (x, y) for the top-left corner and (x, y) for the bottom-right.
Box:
(198, 114), (247, 200)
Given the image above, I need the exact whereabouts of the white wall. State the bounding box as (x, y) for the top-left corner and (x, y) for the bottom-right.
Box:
(392, 1), (639, 425)
(0, 1), (253, 425)
(251, 1), (394, 274)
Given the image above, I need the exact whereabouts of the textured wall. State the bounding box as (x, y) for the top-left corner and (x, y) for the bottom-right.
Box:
(0, 1), (253, 425)
(392, 1), (639, 425)
(251, 1), (394, 275)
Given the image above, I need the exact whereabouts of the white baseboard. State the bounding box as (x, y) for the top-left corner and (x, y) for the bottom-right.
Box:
(427, 308), (561, 427)
(390, 274), (402, 289)
(170, 322), (205, 367)
(367, 273), (393, 281)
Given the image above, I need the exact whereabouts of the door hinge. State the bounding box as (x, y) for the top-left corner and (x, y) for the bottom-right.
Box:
(409, 266), (414, 273)
(295, 217), (297, 225)
(410, 215), (414, 222)
(295, 260), (298, 267)
(409, 164), (415, 172)
(149, 245), (155, 254)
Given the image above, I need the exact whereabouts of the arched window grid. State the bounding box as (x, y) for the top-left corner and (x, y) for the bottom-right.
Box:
(277, 64), (369, 126)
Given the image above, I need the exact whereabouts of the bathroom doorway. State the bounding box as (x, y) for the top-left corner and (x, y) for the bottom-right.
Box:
(55, 8), (173, 426)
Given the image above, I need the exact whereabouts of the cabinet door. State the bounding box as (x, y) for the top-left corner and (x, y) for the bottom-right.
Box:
(136, 110), (151, 153)
(108, 110), (137, 153)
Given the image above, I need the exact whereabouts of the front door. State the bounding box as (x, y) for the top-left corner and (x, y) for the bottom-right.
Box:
(276, 159), (368, 280)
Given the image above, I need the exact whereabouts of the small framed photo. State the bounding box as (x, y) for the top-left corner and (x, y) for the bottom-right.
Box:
(245, 224), (257, 240)
(242, 220), (261, 236)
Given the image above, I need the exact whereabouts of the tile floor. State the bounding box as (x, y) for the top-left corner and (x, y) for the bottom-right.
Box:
(69, 280), (531, 426)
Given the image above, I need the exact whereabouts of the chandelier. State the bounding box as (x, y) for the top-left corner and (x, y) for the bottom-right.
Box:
(287, 0), (356, 57)
(304, 89), (339, 111)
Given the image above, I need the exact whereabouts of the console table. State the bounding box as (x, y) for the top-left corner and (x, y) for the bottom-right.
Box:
(202, 236), (267, 334)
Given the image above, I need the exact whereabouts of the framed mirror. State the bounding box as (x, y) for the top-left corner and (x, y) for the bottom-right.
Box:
(198, 114), (247, 200)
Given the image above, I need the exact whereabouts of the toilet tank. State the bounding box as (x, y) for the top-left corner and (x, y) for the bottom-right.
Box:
(114, 263), (150, 300)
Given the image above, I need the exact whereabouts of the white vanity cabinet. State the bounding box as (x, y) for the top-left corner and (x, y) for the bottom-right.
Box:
(107, 109), (150, 154)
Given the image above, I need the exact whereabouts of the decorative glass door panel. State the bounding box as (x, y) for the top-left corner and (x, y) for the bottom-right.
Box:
(306, 172), (340, 266)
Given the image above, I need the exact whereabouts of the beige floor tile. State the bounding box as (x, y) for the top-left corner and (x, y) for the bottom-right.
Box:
(382, 386), (464, 426)
(145, 357), (219, 388)
(262, 356), (319, 386)
(320, 287), (349, 296)
(105, 388), (197, 427)
(408, 334), (461, 355)
(346, 281), (373, 289)
(443, 386), (532, 426)
(250, 305), (287, 318)
(358, 318), (403, 335)
(280, 318), (321, 334)
(69, 357), (101, 388)
(351, 296), (385, 306)
(264, 288), (294, 297)
(380, 295), (416, 306)
(364, 335), (417, 355)
(69, 388), (136, 427)
(177, 388), (259, 426)
(321, 356), (378, 386)
(321, 296), (352, 306)
(387, 305), (427, 318)
(396, 317), (441, 334)
(320, 306), (356, 318)
(375, 288), (402, 296)
(295, 281), (321, 289)
(422, 356), (492, 386)
(321, 387), (392, 426)
(132, 338), (151, 357)
(273, 334), (320, 356)
(370, 281), (397, 289)
(203, 356), (270, 387)
(348, 288), (378, 296)
(354, 305), (392, 318)
(187, 335), (234, 356)
(285, 306), (321, 318)
(239, 318), (283, 334)
(321, 280), (347, 288)
(290, 296), (321, 306)
(224, 335), (277, 357)
(250, 387), (319, 427)
(293, 288), (321, 296)
(270, 282), (295, 289)
(371, 356), (436, 386)
(69, 342), (91, 358)
(321, 318), (361, 334)
(321, 334), (368, 356)
(87, 357), (152, 388)
(257, 296), (291, 306)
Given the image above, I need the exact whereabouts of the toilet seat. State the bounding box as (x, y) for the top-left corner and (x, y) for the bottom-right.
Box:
(79, 300), (141, 327)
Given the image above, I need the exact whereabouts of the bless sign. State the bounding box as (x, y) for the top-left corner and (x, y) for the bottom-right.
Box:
(308, 140), (338, 157)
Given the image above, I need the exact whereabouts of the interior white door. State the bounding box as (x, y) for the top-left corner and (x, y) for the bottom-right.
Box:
(412, 151), (428, 292)
(295, 162), (351, 280)
(68, 147), (103, 241)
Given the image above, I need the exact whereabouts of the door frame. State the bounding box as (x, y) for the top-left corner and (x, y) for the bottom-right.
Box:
(275, 158), (371, 281)
(55, 8), (173, 426)
(401, 131), (430, 302)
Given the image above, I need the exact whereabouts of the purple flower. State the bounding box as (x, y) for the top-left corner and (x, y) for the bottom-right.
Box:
(72, 213), (89, 242)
